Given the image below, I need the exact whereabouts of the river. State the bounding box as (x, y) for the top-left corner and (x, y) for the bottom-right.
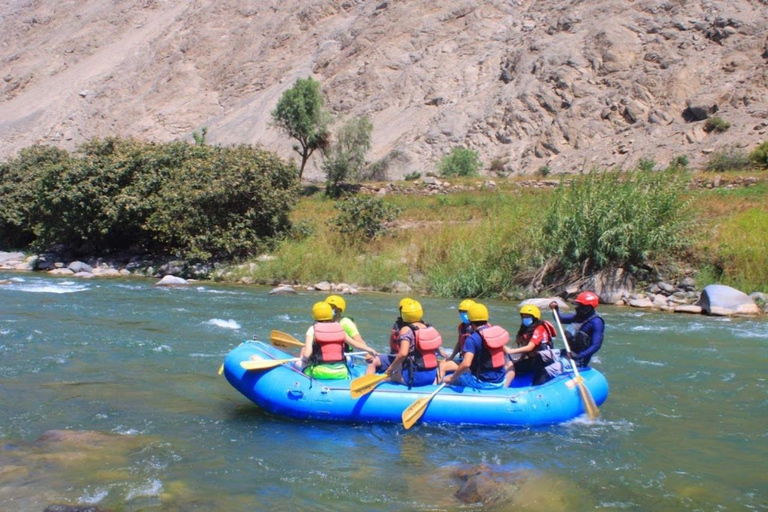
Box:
(0, 273), (766, 511)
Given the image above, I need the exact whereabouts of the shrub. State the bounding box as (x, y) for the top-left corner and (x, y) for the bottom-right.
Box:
(669, 155), (689, 169)
(749, 141), (768, 168)
(437, 147), (482, 177)
(537, 165), (551, 177)
(704, 116), (731, 133)
(404, 171), (421, 180)
(707, 208), (768, 292)
(706, 147), (751, 172)
(323, 115), (373, 197)
(0, 138), (299, 261)
(331, 195), (401, 241)
(536, 168), (692, 276)
(637, 158), (656, 172)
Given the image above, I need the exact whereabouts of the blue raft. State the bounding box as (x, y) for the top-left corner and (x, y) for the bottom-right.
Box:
(222, 340), (609, 426)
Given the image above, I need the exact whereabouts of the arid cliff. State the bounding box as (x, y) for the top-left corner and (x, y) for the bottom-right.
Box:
(2, 0), (767, 179)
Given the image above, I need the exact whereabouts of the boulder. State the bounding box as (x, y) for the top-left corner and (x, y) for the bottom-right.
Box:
(91, 268), (121, 277)
(269, 285), (297, 295)
(519, 297), (569, 311)
(48, 268), (74, 276)
(697, 284), (759, 316)
(314, 281), (332, 291)
(72, 272), (94, 279)
(674, 304), (703, 314)
(0, 251), (25, 263)
(67, 261), (93, 273)
(586, 267), (635, 304)
(154, 275), (188, 287)
(657, 281), (676, 294)
(629, 298), (654, 308)
(389, 280), (412, 294)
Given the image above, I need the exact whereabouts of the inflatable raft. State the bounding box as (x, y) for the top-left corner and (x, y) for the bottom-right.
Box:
(222, 340), (609, 426)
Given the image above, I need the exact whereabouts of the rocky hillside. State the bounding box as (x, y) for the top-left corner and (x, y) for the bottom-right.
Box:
(1, 0), (766, 179)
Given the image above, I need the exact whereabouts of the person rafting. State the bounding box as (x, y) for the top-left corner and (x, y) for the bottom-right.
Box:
(325, 294), (368, 357)
(442, 303), (509, 389)
(503, 304), (556, 386)
(542, 291), (604, 383)
(366, 299), (443, 387)
(300, 301), (377, 380)
(437, 298), (476, 381)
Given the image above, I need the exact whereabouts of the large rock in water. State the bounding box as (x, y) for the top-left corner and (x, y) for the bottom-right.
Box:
(697, 284), (759, 316)
(586, 267), (636, 304)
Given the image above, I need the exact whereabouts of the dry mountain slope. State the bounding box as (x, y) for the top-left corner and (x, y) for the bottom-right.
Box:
(1, 0), (767, 178)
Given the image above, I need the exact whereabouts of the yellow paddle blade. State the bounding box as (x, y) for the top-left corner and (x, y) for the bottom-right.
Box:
(576, 381), (600, 420)
(401, 383), (446, 430)
(240, 357), (297, 371)
(217, 364), (224, 375)
(270, 330), (304, 349)
(350, 374), (389, 399)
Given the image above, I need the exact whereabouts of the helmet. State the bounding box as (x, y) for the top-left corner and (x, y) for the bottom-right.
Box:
(573, 291), (599, 308)
(312, 301), (334, 321)
(325, 295), (346, 313)
(401, 300), (423, 323)
(399, 297), (413, 310)
(519, 304), (541, 320)
(467, 303), (489, 322)
(458, 299), (476, 312)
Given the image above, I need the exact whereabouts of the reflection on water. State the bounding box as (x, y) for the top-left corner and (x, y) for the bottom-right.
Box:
(1, 272), (767, 510)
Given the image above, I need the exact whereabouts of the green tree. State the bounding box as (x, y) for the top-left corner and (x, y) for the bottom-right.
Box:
(271, 77), (330, 180)
(437, 147), (482, 177)
(323, 115), (373, 197)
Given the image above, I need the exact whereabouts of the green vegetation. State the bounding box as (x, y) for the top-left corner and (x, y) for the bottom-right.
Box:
(706, 146), (751, 172)
(704, 116), (731, 133)
(403, 171), (421, 180)
(537, 169), (692, 278)
(0, 138), (298, 261)
(438, 147), (482, 177)
(331, 195), (402, 242)
(271, 77), (330, 180)
(750, 141), (768, 168)
(323, 115), (373, 197)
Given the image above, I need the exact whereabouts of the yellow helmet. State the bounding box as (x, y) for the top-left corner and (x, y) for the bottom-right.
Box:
(468, 303), (489, 322)
(401, 300), (423, 323)
(399, 297), (413, 310)
(312, 301), (334, 321)
(458, 299), (476, 312)
(519, 304), (541, 320)
(325, 295), (346, 313)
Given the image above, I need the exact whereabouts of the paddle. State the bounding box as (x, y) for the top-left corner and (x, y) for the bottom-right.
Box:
(270, 330), (305, 349)
(218, 364), (224, 375)
(350, 373), (390, 399)
(551, 309), (600, 420)
(401, 383), (447, 430)
(240, 352), (368, 371)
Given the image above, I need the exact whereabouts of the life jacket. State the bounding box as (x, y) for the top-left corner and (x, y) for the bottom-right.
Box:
(470, 324), (509, 375)
(516, 321), (556, 352)
(389, 317), (406, 354)
(456, 323), (473, 352)
(567, 313), (604, 354)
(405, 323), (443, 370)
(311, 322), (346, 364)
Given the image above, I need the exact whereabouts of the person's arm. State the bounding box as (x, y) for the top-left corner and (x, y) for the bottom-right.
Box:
(448, 341), (461, 360)
(549, 302), (576, 323)
(344, 333), (377, 356)
(301, 329), (314, 362)
(444, 352), (473, 384)
(507, 341), (536, 355)
(387, 329), (411, 375)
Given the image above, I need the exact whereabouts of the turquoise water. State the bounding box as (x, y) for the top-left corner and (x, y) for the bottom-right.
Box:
(0, 272), (766, 510)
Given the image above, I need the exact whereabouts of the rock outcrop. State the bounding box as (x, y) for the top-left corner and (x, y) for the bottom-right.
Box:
(1, 1), (766, 177)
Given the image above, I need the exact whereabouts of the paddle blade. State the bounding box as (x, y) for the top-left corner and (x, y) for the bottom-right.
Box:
(270, 330), (304, 349)
(217, 364), (224, 375)
(401, 384), (446, 430)
(576, 381), (600, 420)
(350, 374), (389, 399)
(240, 357), (296, 371)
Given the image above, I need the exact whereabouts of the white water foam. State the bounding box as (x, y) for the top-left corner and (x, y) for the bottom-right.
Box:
(125, 479), (163, 501)
(631, 325), (669, 332)
(630, 358), (666, 367)
(206, 318), (241, 330)
(11, 282), (90, 294)
(275, 313), (302, 324)
(80, 487), (109, 504)
(153, 345), (172, 353)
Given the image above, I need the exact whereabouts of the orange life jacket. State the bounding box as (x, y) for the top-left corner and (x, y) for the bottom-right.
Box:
(515, 321), (556, 351)
(311, 322), (346, 363)
(406, 324), (443, 370)
(473, 324), (509, 372)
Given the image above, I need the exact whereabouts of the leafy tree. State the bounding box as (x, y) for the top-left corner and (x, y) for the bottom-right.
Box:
(331, 195), (401, 242)
(437, 147), (482, 177)
(271, 77), (330, 180)
(323, 115), (373, 197)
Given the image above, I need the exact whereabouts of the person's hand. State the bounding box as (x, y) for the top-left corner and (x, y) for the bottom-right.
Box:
(549, 301), (559, 310)
(442, 375), (454, 385)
